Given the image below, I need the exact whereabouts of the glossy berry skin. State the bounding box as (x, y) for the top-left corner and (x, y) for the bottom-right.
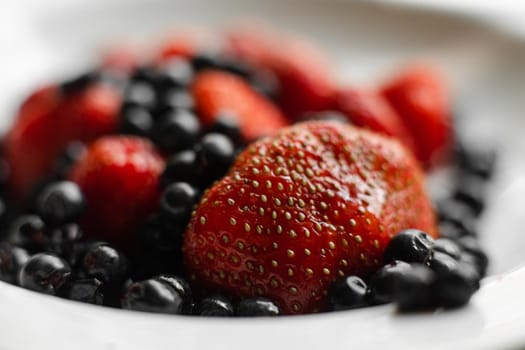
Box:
(83, 244), (128, 284)
(195, 296), (234, 316)
(152, 110), (201, 153)
(153, 275), (193, 310)
(66, 278), (104, 305)
(36, 181), (86, 226)
(0, 243), (30, 283)
(161, 150), (201, 187)
(121, 279), (185, 314)
(368, 261), (412, 305)
(7, 215), (47, 253)
(383, 229), (435, 264)
(381, 66), (452, 167)
(456, 236), (489, 277)
(192, 71), (288, 141)
(329, 276), (368, 311)
(433, 238), (461, 260)
(434, 262), (480, 308)
(120, 104), (154, 137)
(391, 264), (436, 311)
(68, 136), (164, 250)
(197, 133), (235, 185)
(18, 253), (71, 295)
(208, 115), (242, 145)
(237, 298), (280, 317)
(156, 58), (194, 90)
(160, 182), (200, 224)
(183, 122), (437, 314)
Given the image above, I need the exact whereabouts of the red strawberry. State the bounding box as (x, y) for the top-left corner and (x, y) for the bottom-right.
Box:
(225, 30), (335, 120)
(335, 87), (416, 154)
(5, 83), (121, 200)
(69, 136), (164, 250)
(183, 121), (437, 314)
(192, 70), (288, 141)
(381, 65), (452, 167)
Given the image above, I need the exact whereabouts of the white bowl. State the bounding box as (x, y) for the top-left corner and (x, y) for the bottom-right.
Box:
(1, 1), (525, 349)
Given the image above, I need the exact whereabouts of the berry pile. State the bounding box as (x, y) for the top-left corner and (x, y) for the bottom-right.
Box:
(0, 27), (495, 316)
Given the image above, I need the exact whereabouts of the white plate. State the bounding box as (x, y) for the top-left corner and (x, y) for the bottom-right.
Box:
(1, 1), (525, 349)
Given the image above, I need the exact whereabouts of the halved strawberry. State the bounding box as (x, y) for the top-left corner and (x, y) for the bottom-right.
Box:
(192, 70), (288, 141)
(381, 65), (452, 167)
(183, 121), (437, 314)
(69, 136), (165, 250)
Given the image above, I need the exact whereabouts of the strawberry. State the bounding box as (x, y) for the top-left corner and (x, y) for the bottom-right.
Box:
(5, 82), (121, 200)
(225, 30), (335, 120)
(183, 121), (437, 314)
(69, 136), (165, 250)
(192, 70), (288, 141)
(334, 87), (416, 155)
(380, 65), (452, 167)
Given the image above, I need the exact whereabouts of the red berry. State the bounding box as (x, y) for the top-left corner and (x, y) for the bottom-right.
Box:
(192, 70), (288, 141)
(381, 65), (452, 168)
(183, 121), (437, 314)
(69, 136), (165, 250)
(335, 87), (416, 155)
(5, 83), (121, 200)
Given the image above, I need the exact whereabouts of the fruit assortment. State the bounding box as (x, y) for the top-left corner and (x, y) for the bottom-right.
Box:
(0, 26), (495, 316)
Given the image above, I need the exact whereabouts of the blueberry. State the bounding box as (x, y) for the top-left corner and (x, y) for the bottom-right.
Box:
(191, 52), (252, 79)
(452, 176), (486, 216)
(36, 181), (86, 226)
(83, 244), (128, 284)
(427, 251), (460, 275)
(7, 215), (47, 253)
(456, 236), (489, 277)
(437, 198), (477, 224)
(120, 104), (154, 136)
(197, 133), (235, 185)
(47, 223), (83, 260)
(368, 261), (412, 304)
(392, 264), (436, 311)
(195, 296), (234, 316)
(434, 262), (480, 308)
(237, 298), (280, 316)
(383, 229), (434, 264)
(209, 114), (242, 145)
(160, 182), (200, 224)
(123, 82), (157, 109)
(132, 66), (159, 85)
(156, 89), (194, 114)
(329, 275), (368, 310)
(457, 144), (497, 180)
(0, 243), (29, 284)
(156, 59), (194, 90)
(60, 71), (99, 94)
(66, 278), (104, 305)
(152, 110), (201, 153)
(121, 279), (185, 314)
(299, 111), (348, 124)
(433, 238), (462, 260)
(161, 150), (201, 187)
(52, 142), (86, 178)
(18, 253), (71, 295)
(154, 275), (192, 313)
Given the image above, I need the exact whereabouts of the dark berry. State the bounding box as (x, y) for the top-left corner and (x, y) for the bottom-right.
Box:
(433, 238), (461, 260)
(437, 198), (477, 224)
(368, 261), (412, 305)
(60, 71), (99, 94)
(383, 229), (434, 264)
(120, 104), (154, 136)
(434, 262), (480, 308)
(438, 220), (476, 240)
(237, 298), (280, 317)
(452, 176), (486, 216)
(209, 114), (242, 144)
(156, 89), (194, 114)
(121, 279), (185, 314)
(191, 52), (252, 79)
(154, 275), (192, 313)
(132, 66), (158, 85)
(18, 253), (71, 295)
(197, 133), (235, 185)
(7, 215), (47, 252)
(457, 144), (497, 180)
(123, 82), (157, 109)
(47, 223), (83, 260)
(456, 236), (489, 277)
(161, 150), (201, 187)
(427, 251), (460, 276)
(329, 275), (368, 311)
(36, 181), (86, 226)
(160, 182), (200, 224)
(83, 244), (128, 284)
(156, 59), (194, 90)
(392, 264), (436, 311)
(66, 278), (104, 305)
(195, 296), (234, 316)
(152, 110), (201, 153)
(0, 243), (29, 284)
(52, 142), (86, 178)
